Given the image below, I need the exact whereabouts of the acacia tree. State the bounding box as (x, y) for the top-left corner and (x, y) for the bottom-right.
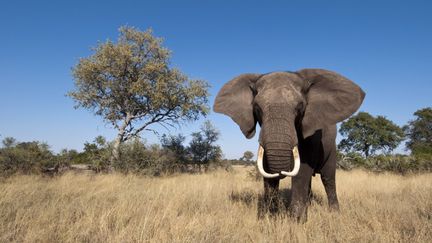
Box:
(338, 112), (404, 157)
(69, 26), (209, 163)
(404, 107), (432, 156)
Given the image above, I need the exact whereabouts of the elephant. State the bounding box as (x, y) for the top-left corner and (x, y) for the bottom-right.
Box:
(214, 69), (365, 221)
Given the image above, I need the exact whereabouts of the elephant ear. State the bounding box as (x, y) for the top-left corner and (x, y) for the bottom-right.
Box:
(297, 69), (366, 139)
(213, 73), (261, 138)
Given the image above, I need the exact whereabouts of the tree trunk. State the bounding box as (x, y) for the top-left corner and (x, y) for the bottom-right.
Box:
(364, 143), (370, 158)
(110, 115), (132, 166)
(111, 135), (123, 164)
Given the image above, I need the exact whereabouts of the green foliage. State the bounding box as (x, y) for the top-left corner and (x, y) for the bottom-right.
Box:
(337, 151), (432, 174)
(404, 107), (432, 157)
(188, 121), (222, 166)
(240, 151), (254, 162)
(0, 138), (68, 176)
(159, 121), (227, 172)
(115, 141), (181, 176)
(68, 26), (209, 163)
(339, 112), (404, 157)
(337, 110), (431, 174)
(80, 136), (111, 172)
(56, 149), (81, 166)
(160, 134), (188, 163)
(70, 136), (175, 175)
(81, 121), (226, 175)
(2, 137), (16, 148)
(336, 151), (361, 170)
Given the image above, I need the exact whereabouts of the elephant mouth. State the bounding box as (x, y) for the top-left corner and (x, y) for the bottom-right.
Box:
(256, 145), (300, 178)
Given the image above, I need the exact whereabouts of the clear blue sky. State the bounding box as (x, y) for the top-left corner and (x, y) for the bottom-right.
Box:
(1, 0), (431, 158)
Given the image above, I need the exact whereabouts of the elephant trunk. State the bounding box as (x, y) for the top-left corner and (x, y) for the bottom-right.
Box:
(257, 106), (300, 178)
(265, 141), (295, 173)
(257, 145), (300, 178)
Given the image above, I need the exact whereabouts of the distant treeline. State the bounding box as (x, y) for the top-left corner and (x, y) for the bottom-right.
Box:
(1, 108), (431, 177)
(0, 121), (229, 177)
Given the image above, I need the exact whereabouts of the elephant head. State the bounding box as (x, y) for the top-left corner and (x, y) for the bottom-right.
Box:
(214, 69), (365, 178)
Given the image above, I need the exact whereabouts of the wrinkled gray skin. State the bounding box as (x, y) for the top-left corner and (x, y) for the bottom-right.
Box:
(214, 69), (365, 221)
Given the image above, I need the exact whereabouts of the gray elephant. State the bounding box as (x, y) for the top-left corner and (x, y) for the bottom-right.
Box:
(214, 69), (365, 221)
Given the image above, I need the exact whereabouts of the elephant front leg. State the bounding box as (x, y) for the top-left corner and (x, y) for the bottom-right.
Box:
(321, 174), (339, 211)
(320, 148), (340, 211)
(258, 178), (280, 218)
(290, 164), (314, 222)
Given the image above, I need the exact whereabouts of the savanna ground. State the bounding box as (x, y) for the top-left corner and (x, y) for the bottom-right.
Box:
(0, 166), (431, 243)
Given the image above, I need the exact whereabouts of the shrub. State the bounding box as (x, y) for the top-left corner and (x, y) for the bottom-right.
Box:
(160, 134), (188, 163)
(79, 135), (228, 176)
(0, 138), (69, 176)
(337, 151), (432, 174)
(79, 137), (111, 172)
(108, 139), (186, 176)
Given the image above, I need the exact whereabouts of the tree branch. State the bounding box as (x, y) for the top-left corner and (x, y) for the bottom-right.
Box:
(123, 108), (176, 141)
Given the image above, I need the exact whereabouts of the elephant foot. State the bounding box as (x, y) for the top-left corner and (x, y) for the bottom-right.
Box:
(289, 204), (308, 223)
(327, 196), (340, 212)
(257, 195), (280, 219)
(257, 208), (279, 219)
(329, 202), (340, 212)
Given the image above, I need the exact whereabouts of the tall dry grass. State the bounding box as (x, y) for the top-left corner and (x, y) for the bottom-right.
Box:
(0, 167), (431, 242)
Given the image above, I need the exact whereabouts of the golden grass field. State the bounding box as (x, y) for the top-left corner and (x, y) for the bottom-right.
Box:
(0, 167), (431, 243)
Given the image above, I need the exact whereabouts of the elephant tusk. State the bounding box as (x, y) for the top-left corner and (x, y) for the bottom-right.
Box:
(280, 146), (301, 177)
(257, 145), (280, 178)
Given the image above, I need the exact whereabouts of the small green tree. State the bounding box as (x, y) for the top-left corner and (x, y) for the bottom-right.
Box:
(160, 133), (188, 162)
(68, 26), (209, 164)
(404, 107), (432, 157)
(188, 121), (222, 169)
(241, 151), (254, 162)
(72, 136), (111, 172)
(339, 112), (404, 157)
(2, 137), (16, 148)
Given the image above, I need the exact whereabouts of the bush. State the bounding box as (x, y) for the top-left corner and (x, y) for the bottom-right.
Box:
(69, 135), (228, 176)
(0, 138), (69, 177)
(336, 152), (365, 170)
(337, 151), (432, 174)
(115, 140), (182, 176)
(75, 137), (111, 172)
(160, 134), (188, 163)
